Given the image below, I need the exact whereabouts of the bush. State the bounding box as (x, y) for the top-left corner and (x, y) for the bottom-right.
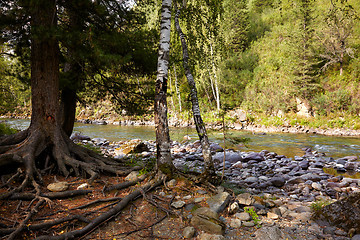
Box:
(0, 122), (18, 136)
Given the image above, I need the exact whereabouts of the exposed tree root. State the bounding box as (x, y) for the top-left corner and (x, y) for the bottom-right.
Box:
(34, 177), (164, 240)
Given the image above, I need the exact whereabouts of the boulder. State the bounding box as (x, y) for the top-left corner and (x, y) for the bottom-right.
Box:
(190, 207), (226, 235)
(236, 193), (255, 206)
(207, 192), (231, 213)
(314, 192), (360, 234)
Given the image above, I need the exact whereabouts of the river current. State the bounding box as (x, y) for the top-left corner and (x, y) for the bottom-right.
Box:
(3, 119), (360, 160)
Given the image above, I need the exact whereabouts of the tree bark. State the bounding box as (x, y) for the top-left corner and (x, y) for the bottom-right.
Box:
(154, 0), (174, 176)
(174, 8), (215, 178)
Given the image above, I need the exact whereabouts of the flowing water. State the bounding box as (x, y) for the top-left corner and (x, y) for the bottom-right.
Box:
(3, 119), (360, 159)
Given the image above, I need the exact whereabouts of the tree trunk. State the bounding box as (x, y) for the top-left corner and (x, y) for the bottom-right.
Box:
(60, 86), (77, 137)
(173, 65), (182, 113)
(174, 8), (215, 178)
(154, 0), (174, 176)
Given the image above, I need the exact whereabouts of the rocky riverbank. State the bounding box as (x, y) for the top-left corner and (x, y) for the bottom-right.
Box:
(75, 117), (360, 137)
(72, 134), (360, 239)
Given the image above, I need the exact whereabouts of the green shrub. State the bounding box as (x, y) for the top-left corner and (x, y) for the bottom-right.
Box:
(0, 122), (18, 136)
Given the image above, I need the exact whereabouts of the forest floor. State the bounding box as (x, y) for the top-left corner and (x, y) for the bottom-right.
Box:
(0, 171), (344, 240)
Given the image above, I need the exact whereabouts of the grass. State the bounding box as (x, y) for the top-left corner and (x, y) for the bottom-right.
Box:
(310, 199), (333, 215)
(0, 122), (18, 136)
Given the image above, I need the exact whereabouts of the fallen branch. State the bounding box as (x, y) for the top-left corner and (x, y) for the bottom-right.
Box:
(8, 190), (92, 200)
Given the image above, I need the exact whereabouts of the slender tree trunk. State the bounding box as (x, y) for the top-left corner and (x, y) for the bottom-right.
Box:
(168, 69), (176, 116)
(175, 8), (215, 178)
(173, 65), (182, 113)
(155, 0), (174, 176)
(209, 41), (220, 111)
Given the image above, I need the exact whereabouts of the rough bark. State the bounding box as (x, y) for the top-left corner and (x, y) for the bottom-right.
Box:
(174, 8), (216, 179)
(154, 0), (174, 176)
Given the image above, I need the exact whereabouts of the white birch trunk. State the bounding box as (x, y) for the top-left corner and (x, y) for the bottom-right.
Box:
(175, 8), (215, 178)
(154, 0), (174, 176)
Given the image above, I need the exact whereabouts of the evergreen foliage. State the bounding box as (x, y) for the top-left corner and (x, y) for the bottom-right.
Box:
(1, 0), (360, 123)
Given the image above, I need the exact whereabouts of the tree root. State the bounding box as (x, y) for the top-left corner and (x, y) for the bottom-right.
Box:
(35, 177), (164, 240)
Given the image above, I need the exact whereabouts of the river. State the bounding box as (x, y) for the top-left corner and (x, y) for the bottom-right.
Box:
(3, 119), (360, 159)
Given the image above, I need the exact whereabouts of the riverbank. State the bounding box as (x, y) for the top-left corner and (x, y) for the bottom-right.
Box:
(73, 135), (360, 239)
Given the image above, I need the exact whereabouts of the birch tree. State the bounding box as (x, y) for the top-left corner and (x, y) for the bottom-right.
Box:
(154, 0), (175, 176)
(175, 7), (216, 180)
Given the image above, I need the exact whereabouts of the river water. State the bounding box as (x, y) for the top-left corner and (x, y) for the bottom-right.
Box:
(3, 119), (360, 159)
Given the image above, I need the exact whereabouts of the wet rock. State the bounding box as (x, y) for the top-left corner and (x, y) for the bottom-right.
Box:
(183, 226), (196, 238)
(190, 207), (226, 235)
(207, 192), (231, 213)
(315, 192), (360, 233)
(47, 182), (69, 192)
(255, 226), (293, 240)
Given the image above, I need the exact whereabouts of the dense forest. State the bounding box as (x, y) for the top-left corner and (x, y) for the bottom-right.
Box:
(1, 0), (360, 127)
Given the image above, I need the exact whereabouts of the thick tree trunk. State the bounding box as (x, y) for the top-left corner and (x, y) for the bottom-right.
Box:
(154, 0), (174, 176)
(60, 86), (77, 137)
(174, 8), (215, 178)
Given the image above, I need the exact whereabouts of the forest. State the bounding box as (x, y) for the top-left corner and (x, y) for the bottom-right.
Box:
(1, 0), (360, 129)
(0, 0), (360, 239)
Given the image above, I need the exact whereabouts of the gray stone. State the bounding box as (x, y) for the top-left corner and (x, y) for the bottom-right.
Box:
(235, 212), (251, 221)
(195, 197), (205, 203)
(243, 152), (265, 162)
(47, 182), (69, 192)
(242, 221), (255, 227)
(352, 234), (360, 240)
(287, 177), (305, 184)
(270, 176), (286, 187)
(244, 177), (258, 184)
(125, 171), (140, 181)
(267, 212), (279, 219)
(207, 192), (231, 213)
(255, 226), (293, 240)
(198, 233), (225, 240)
(183, 226), (196, 239)
(210, 143), (224, 152)
(237, 193), (255, 206)
(301, 173), (322, 182)
(167, 179), (177, 188)
(229, 218), (242, 228)
(312, 182), (322, 191)
(171, 200), (186, 209)
(190, 207), (226, 235)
